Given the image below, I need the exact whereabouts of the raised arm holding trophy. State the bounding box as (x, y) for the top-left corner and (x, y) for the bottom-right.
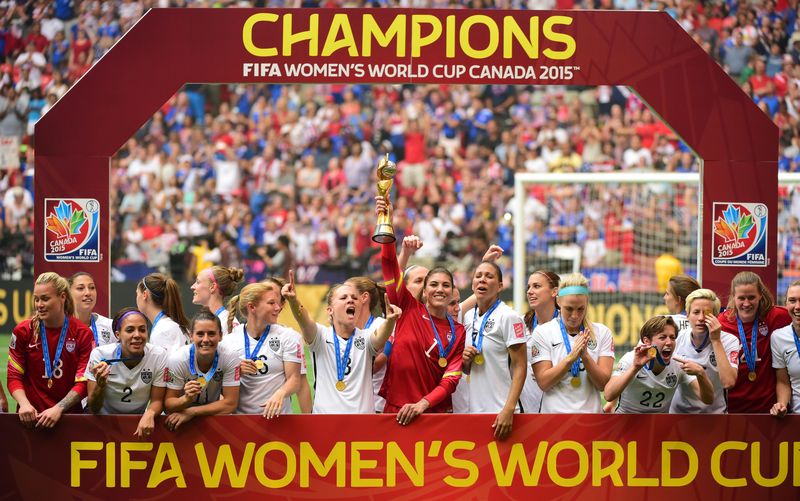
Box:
(372, 153), (397, 244)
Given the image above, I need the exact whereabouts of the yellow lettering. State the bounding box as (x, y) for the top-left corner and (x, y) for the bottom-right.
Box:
(254, 442), (296, 488)
(445, 15), (456, 58)
(794, 442), (800, 486)
(626, 442), (658, 487)
(547, 441), (588, 487)
(351, 441), (383, 488)
(386, 441), (424, 487)
(282, 13), (319, 57)
(106, 441), (115, 487)
(242, 13), (279, 57)
(488, 441), (547, 487)
(121, 442), (152, 488)
(661, 441), (697, 487)
(443, 440), (478, 487)
(362, 14), (405, 58)
(194, 443), (254, 488)
(503, 16), (539, 59)
(606, 303), (630, 349)
(300, 442), (345, 487)
(592, 441), (624, 487)
(542, 16), (576, 60)
(322, 14), (358, 57)
(411, 15), (442, 58)
(751, 441), (787, 487)
(14, 289), (31, 324)
(147, 443), (186, 488)
(459, 15), (499, 59)
(70, 441), (102, 488)
(711, 441), (748, 487)
(0, 288), (7, 326)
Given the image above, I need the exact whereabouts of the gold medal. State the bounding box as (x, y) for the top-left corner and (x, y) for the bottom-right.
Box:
(570, 376), (581, 388)
(647, 347), (657, 358)
(254, 360), (265, 370)
(438, 357), (448, 368)
(335, 380), (346, 391)
(47, 378), (53, 389)
(474, 353), (485, 366)
(748, 371), (757, 382)
(197, 376), (207, 387)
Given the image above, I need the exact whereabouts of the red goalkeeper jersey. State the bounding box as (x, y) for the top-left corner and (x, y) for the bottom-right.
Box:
(719, 306), (791, 413)
(7, 317), (92, 413)
(379, 242), (465, 412)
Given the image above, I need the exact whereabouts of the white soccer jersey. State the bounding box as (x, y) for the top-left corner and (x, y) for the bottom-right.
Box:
(217, 309), (240, 336)
(669, 331), (740, 414)
(363, 316), (389, 413)
(519, 321), (552, 414)
(91, 313), (116, 347)
(309, 323), (377, 414)
(771, 324), (800, 414)
(85, 343), (168, 415)
(150, 315), (189, 353)
(462, 302), (527, 413)
(670, 314), (690, 337)
(222, 323), (303, 415)
(166, 344), (240, 406)
(530, 321), (615, 413)
(614, 350), (696, 414)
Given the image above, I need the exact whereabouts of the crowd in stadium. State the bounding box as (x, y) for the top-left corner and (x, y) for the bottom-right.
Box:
(0, 0), (798, 287)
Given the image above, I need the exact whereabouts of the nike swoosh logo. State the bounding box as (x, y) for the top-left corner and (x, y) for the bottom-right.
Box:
(422, 315), (430, 320)
(636, 373), (647, 379)
(551, 342), (562, 347)
(325, 341), (334, 345)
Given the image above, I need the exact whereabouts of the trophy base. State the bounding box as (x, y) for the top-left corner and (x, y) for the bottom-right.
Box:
(372, 223), (396, 244)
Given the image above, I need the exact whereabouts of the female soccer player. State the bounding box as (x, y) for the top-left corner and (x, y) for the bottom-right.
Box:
(719, 271), (791, 413)
(283, 271), (399, 414)
(663, 274), (701, 333)
(461, 261), (527, 438)
(670, 289), (739, 413)
(222, 281), (301, 418)
(191, 266), (244, 335)
(520, 270), (560, 414)
(86, 307), (168, 438)
(7, 272), (93, 428)
(346, 276), (388, 412)
(136, 273), (190, 352)
(531, 273), (614, 413)
(770, 280), (800, 417)
(376, 197), (466, 424)
(164, 309), (240, 430)
(69, 272), (114, 347)
(605, 316), (714, 413)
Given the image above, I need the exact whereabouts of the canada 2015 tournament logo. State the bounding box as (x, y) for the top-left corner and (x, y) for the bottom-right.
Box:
(711, 202), (767, 267)
(44, 198), (100, 262)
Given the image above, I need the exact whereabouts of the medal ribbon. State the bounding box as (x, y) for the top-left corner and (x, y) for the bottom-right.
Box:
(214, 306), (225, 318)
(151, 311), (165, 334)
(425, 306), (457, 361)
(471, 299), (501, 352)
(243, 323), (271, 361)
(189, 344), (219, 381)
(736, 315), (759, 375)
(646, 347), (670, 371)
(41, 316), (69, 381)
(557, 316), (581, 379)
(332, 326), (355, 383)
(792, 326), (800, 364)
(364, 315), (375, 330)
(90, 315), (99, 346)
(533, 308), (559, 331)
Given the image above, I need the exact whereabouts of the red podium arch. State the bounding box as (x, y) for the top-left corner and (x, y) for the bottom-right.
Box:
(35, 8), (777, 313)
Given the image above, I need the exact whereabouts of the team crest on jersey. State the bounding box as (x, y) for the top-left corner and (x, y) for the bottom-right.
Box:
(709, 351), (717, 367)
(65, 339), (76, 353)
(214, 370), (223, 382)
(141, 369), (153, 384)
(758, 323), (768, 337)
(446, 332), (453, 342)
(666, 373), (678, 387)
(484, 319), (495, 332)
(101, 330), (111, 343)
(355, 337), (365, 350)
(587, 338), (597, 350)
(9, 334), (15, 349)
(269, 337), (281, 352)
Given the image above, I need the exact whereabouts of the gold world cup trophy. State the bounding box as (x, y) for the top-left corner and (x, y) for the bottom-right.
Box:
(372, 153), (397, 244)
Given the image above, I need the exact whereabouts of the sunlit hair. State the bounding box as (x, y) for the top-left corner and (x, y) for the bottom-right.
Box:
(685, 289), (721, 316)
(346, 276), (387, 316)
(524, 269), (560, 331)
(639, 315), (677, 342)
(227, 282), (280, 333)
(191, 308), (222, 334)
(206, 266), (245, 298)
(137, 273), (189, 332)
(725, 271), (775, 321)
(31, 272), (74, 340)
(558, 273), (593, 338)
(668, 274), (701, 311)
